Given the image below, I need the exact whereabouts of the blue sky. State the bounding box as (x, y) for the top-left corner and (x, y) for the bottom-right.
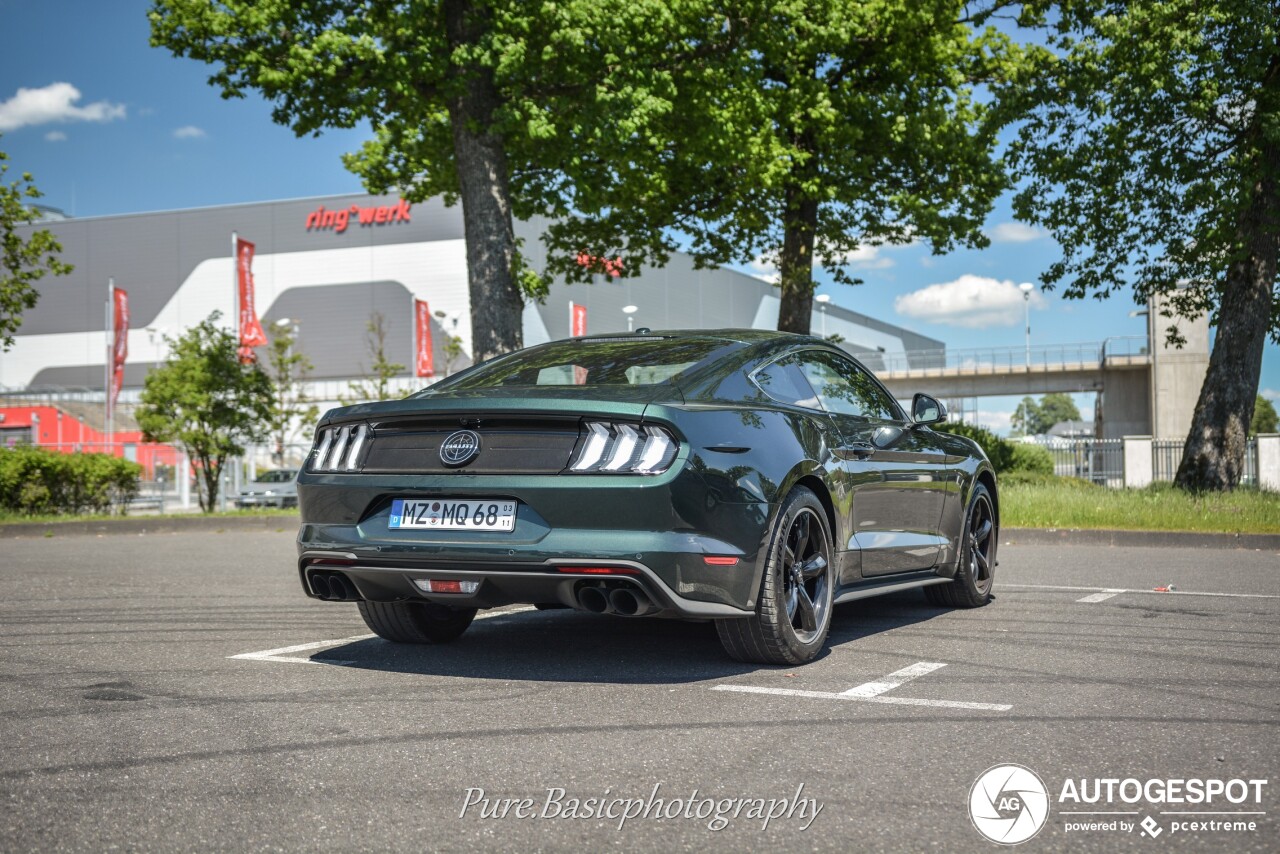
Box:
(1, 0), (1276, 434)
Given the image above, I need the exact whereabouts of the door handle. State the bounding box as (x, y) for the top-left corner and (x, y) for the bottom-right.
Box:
(842, 442), (876, 458)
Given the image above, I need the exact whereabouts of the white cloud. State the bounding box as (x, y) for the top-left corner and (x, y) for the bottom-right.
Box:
(748, 254), (780, 284)
(44, 130), (67, 142)
(987, 222), (1045, 244)
(173, 125), (206, 140)
(834, 244), (894, 270)
(1262, 388), (1280, 402)
(894, 274), (1047, 328)
(0, 82), (125, 133)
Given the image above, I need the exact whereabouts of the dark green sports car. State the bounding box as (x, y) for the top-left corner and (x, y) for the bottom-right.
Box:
(296, 329), (998, 665)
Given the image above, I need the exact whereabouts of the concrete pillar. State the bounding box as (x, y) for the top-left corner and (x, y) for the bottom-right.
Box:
(1123, 435), (1153, 489)
(1258, 434), (1280, 493)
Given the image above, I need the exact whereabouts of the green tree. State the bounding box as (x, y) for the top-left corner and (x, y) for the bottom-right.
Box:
(136, 314), (273, 512)
(264, 323), (319, 465)
(1038, 393), (1082, 432)
(148, 0), (631, 362)
(342, 312), (406, 404)
(1006, 0), (1279, 490)
(539, 1), (1028, 334)
(1252, 395), (1278, 436)
(442, 334), (465, 377)
(1011, 396), (1041, 436)
(1, 142), (72, 350)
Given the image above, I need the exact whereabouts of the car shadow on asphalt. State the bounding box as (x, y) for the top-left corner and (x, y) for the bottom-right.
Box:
(311, 590), (948, 684)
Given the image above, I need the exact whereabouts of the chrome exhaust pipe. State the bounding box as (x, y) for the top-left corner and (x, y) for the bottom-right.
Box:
(577, 586), (610, 613)
(308, 572), (332, 599)
(609, 587), (656, 617)
(327, 574), (352, 601)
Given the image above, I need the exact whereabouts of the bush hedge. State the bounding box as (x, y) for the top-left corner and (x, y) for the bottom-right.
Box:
(0, 447), (142, 516)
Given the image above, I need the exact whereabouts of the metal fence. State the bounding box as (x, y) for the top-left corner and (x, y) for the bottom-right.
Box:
(1043, 438), (1125, 487)
(1153, 438), (1259, 487)
(859, 336), (1150, 375)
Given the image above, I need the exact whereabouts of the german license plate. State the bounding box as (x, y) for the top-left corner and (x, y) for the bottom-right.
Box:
(389, 498), (517, 531)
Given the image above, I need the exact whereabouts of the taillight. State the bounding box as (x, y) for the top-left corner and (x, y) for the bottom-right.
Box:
(568, 422), (679, 475)
(309, 423), (369, 472)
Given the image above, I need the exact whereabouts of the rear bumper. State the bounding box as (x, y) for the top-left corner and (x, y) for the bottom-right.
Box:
(298, 551), (754, 618)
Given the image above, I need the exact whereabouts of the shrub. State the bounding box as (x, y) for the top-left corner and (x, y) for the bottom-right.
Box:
(0, 447), (141, 516)
(1008, 442), (1055, 475)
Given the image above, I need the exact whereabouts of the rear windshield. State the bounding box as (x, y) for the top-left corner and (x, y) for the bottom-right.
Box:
(426, 338), (730, 390)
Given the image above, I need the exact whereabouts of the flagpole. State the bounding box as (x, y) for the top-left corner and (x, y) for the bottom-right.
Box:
(105, 277), (113, 451)
(231, 232), (239, 339)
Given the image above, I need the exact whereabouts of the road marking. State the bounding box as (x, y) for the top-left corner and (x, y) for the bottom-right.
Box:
(229, 606), (537, 665)
(1076, 590), (1123, 603)
(711, 661), (1012, 711)
(1003, 583), (1280, 600)
(841, 661), (946, 697)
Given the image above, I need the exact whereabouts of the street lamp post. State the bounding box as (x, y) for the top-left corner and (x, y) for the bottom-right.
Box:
(622, 304), (638, 332)
(1019, 282), (1035, 368)
(814, 293), (831, 337)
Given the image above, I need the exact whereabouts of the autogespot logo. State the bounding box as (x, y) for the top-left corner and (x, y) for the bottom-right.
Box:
(969, 764), (1051, 845)
(440, 430), (482, 467)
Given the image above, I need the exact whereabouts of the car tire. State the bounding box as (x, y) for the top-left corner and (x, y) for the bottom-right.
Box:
(716, 486), (834, 665)
(925, 481), (997, 608)
(357, 600), (477, 643)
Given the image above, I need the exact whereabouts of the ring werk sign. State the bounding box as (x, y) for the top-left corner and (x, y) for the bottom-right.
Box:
(305, 199), (412, 234)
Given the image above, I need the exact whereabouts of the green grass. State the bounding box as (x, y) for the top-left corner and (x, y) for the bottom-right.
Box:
(1000, 475), (1280, 534)
(0, 507), (299, 526)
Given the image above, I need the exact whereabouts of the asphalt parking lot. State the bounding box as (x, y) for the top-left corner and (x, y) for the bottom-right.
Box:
(2, 527), (1277, 852)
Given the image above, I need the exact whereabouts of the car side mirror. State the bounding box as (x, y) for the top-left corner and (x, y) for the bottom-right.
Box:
(911, 393), (946, 426)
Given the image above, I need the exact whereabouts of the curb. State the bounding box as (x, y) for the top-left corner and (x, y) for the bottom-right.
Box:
(0, 514), (300, 539)
(1003, 527), (1280, 551)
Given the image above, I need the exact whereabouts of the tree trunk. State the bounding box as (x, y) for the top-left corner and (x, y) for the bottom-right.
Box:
(776, 183), (819, 334)
(1174, 147), (1278, 490)
(443, 0), (524, 363)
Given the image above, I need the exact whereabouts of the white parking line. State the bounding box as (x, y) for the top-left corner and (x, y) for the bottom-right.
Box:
(1004, 584), (1280, 600)
(711, 661), (1012, 711)
(1076, 590), (1123, 603)
(229, 606), (537, 665)
(841, 661), (946, 697)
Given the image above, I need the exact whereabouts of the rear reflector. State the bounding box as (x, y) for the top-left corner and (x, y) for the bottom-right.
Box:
(413, 579), (480, 594)
(555, 566), (640, 575)
(703, 556), (740, 566)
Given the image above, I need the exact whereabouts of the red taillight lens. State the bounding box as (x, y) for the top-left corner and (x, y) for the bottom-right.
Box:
(555, 566), (640, 575)
(703, 556), (740, 566)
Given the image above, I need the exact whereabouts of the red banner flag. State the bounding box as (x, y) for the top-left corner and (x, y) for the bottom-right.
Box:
(110, 287), (128, 410)
(236, 237), (267, 362)
(569, 302), (587, 384)
(415, 299), (434, 378)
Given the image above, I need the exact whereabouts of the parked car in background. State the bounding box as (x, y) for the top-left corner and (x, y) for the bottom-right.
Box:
(235, 468), (299, 509)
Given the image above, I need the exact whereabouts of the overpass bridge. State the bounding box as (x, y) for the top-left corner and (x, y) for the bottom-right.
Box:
(854, 304), (1210, 441)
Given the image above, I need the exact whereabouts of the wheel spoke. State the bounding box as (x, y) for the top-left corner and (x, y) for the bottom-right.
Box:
(973, 518), (993, 546)
(794, 584), (817, 632)
(974, 546), (990, 577)
(782, 543), (796, 566)
(800, 554), (827, 580)
(793, 513), (810, 558)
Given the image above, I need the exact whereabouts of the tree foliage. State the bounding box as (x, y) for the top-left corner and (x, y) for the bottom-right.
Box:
(1012, 392), (1083, 436)
(1007, 0), (1279, 490)
(341, 312), (407, 404)
(1, 141), (72, 351)
(264, 323), (319, 464)
(538, 1), (1029, 334)
(136, 314), (273, 512)
(1252, 394), (1278, 436)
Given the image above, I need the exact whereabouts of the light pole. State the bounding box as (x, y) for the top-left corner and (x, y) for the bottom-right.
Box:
(622, 304), (638, 332)
(814, 294), (831, 337)
(1019, 282), (1035, 368)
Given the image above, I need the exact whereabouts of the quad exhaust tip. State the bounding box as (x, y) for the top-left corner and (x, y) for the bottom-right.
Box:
(309, 570), (358, 602)
(575, 583), (657, 617)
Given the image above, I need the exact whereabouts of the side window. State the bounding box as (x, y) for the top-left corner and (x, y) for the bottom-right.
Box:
(797, 351), (903, 421)
(752, 356), (822, 409)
